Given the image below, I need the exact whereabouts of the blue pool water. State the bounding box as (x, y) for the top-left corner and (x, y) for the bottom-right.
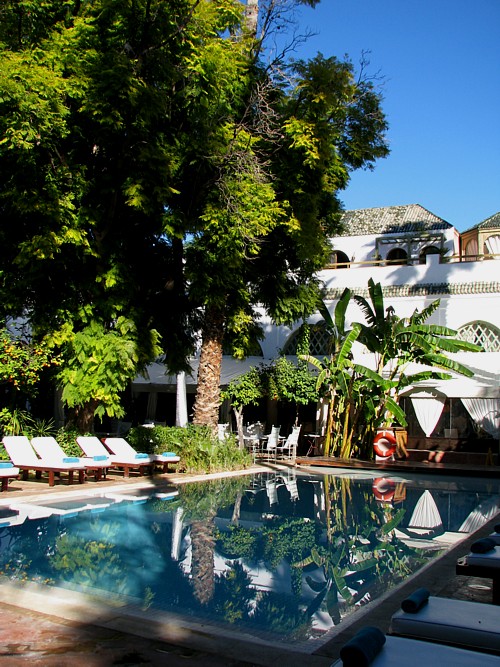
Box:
(1, 469), (499, 645)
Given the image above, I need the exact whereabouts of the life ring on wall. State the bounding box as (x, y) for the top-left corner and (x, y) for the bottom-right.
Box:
(372, 477), (396, 502)
(373, 430), (397, 458)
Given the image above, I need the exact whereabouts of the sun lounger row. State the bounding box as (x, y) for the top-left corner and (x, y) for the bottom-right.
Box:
(1, 435), (180, 487)
(332, 533), (500, 666)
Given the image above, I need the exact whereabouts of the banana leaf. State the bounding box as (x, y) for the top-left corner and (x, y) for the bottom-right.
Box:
(380, 508), (406, 534)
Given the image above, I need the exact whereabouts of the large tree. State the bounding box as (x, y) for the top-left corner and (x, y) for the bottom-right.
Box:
(0, 0), (389, 433)
(184, 1), (389, 430)
(0, 0), (235, 429)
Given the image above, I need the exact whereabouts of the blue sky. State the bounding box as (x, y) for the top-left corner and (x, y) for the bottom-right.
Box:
(282, 0), (500, 231)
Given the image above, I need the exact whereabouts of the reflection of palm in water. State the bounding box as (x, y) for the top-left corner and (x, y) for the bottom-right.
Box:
(190, 515), (216, 605)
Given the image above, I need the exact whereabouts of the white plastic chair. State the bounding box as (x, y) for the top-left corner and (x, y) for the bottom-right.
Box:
(275, 425), (301, 461)
(261, 426), (282, 461)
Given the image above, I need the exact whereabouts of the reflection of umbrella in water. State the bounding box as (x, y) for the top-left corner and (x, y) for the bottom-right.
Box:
(408, 490), (443, 533)
(459, 497), (500, 534)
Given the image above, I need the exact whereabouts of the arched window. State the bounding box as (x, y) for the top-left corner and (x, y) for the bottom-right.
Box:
(419, 245), (441, 264)
(328, 250), (350, 268)
(465, 239), (478, 256)
(457, 321), (500, 352)
(484, 234), (500, 257)
(283, 321), (330, 356)
(386, 248), (407, 265)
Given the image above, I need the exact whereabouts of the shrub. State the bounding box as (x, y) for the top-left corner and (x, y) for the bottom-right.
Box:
(127, 424), (252, 473)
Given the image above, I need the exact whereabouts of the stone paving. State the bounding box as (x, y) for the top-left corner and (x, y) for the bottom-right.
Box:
(0, 464), (498, 666)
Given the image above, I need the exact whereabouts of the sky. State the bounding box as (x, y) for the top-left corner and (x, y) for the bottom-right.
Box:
(277, 0), (500, 231)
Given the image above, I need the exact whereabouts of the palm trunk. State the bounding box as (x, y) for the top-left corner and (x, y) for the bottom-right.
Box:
(190, 515), (216, 605)
(192, 303), (226, 431)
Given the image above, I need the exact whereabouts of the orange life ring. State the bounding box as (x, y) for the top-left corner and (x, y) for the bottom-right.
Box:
(373, 430), (397, 458)
(372, 477), (396, 502)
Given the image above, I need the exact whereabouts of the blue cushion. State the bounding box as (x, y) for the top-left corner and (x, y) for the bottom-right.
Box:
(161, 452), (178, 457)
(0, 462), (14, 469)
(135, 453), (149, 459)
(63, 457), (80, 463)
(93, 455), (108, 461)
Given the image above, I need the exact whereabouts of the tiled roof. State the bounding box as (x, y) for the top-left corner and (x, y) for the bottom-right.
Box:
(324, 281), (500, 300)
(338, 204), (452, 237)
(463, 212), (500, 233)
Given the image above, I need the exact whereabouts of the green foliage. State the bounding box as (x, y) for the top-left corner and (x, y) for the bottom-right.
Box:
(56, 318), (161, 421)
(302, 280), (482, 459)
(262, 517), (318, 569)
(126, 424), (252, 474)
(0, 0), (390, 434)
(221, 367), (263, 411)
(0, 328), (60, 397)
(52, 534), (123, 589)
(216, 525), (259, 560)
(213, 562), (254, 624)
(261, 357), (318, 407)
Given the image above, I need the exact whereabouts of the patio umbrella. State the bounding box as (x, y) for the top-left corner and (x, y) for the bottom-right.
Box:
(408, 490), (443, 532)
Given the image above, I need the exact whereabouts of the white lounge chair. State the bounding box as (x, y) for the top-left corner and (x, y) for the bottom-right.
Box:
(331, 627), (500, 667)
(0, 461), (19, 492)
(390, 588), (500, 653)
(105, 436), (179, 473)
(456, 538), (500, 605)
(77, 436), (154, 479)
(2, 435), (86, 487)
(31, 436), (108, 481)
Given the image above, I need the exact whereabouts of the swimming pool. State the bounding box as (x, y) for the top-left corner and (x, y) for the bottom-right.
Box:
(0, 469), (499, 649)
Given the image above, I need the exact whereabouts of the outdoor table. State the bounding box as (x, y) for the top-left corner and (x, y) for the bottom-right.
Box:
(304, 433), (323, 456)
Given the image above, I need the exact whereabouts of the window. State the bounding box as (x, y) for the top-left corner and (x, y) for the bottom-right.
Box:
(457, 321), (500, 352)
(328, 250), (350, 268)
(283, 321), (331, 356)
(386, 248), (407, 265)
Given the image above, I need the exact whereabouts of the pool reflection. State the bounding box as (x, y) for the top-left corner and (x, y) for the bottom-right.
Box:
(0, 471), (499, 644)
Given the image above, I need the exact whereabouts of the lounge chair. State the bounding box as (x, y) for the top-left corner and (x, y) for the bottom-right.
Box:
(2, 435), (86, 487)
(390, 587), (500, 653)
(489, 524), (500, 545)
(0, 461), (20, 491)
(331, 626), (500, 667)
(31, 436), (108, 481)
(77, 436), (154, 478)
(104, 436), (179, 473)
(456, 537), (500, 604)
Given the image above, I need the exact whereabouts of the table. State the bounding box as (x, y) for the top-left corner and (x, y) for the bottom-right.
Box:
(304, 433), (323, 457)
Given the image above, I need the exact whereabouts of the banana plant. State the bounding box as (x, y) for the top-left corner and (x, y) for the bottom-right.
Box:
(301, 279), (481, 459)
(353, 278), (482, 449)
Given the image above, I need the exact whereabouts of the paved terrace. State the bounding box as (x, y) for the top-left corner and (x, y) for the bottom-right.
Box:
(0, 460), (498, 666)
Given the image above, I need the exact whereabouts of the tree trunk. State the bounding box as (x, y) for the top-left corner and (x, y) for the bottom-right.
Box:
(190, 515), (216, 606)
(192, 303), (225, 431)
(234, 406), (245, 449)
(66, 399), (99, 433)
